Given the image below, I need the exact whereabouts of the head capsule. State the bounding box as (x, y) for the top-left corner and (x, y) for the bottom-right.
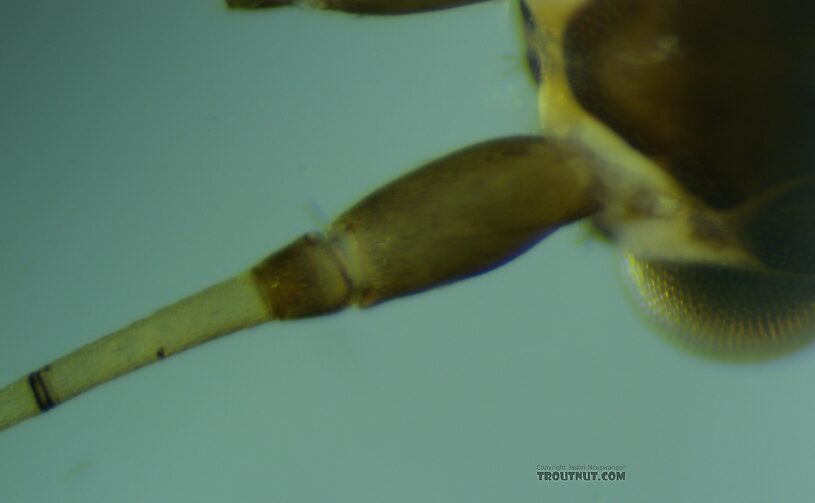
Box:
(523, 0), (815, 358)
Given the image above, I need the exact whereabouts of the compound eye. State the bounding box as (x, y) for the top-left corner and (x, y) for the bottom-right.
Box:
(626, 258), (815, 359)
(558, 0), (815, 358)
(737, 180), (815, 276)
(633, 176), (815, 358)
(564, 0), (815, 210)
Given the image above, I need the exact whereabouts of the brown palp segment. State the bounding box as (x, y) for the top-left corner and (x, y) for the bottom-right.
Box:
(252, 136), (602, 315)
(333, 136), (601, 306)
(252, 233), (355, 319)
(225, 0), (492, 15)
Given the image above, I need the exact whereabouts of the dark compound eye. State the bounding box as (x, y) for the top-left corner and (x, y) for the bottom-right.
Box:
(625, 259), (815, 359)
(561, 0), (815, 358)
(564, 0), (815, 210)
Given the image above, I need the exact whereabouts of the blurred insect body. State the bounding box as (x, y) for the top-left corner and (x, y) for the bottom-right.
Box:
(1, 0), (813, 431)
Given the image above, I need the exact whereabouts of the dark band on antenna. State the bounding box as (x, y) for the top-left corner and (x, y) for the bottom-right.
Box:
(28, 368), (56, 412)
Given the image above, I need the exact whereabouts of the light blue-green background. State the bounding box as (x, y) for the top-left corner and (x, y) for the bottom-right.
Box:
(2, 1), (814, 501)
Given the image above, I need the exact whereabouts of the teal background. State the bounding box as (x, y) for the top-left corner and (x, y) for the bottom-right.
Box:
(2, 1), (815, 501)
